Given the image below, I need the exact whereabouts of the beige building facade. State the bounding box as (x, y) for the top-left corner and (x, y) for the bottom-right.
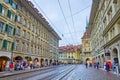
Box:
(0, 0), (60, 71)
(59, 45), (82, 64)
(88, 0), (120, 69)
(81, 29), (92, 63)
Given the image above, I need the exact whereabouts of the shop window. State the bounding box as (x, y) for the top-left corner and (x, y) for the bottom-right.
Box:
(0, 21), (4, 33)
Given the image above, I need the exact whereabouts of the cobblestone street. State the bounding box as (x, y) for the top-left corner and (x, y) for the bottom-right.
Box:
(24, 65), (120, 80)
(0, 65), (120, 80)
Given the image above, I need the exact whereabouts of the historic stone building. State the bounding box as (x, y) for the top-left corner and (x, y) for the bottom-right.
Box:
(0, 0), (60, 71)
(59, 45), (82, 64)
(88, 0), (120, 69)
(81, 27), (92, 63)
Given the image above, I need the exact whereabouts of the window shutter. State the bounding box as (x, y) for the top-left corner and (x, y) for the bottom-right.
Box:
(7, 10), (11, 18)
(9, 0), (13, 5)
(11, 42), (14, 51)
(13, 28), (16, 35)
(5, 24), (9, 32)
(0, 4), (2, 13)
(16, 4), (18, 9)
(15, 15), (17, 22)
(2, 39), (8, 49)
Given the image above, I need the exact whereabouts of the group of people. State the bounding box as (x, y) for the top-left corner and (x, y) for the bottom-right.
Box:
(104, 61), (118, 73)
(84, 60), (119, 73)
(7, 61), (39, 72)
(85, 61), (100, 69)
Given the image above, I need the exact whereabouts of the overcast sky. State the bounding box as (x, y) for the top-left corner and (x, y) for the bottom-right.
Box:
(29, 0), (92, 46)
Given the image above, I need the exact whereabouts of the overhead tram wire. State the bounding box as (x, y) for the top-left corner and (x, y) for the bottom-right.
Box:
(57, 0), (75, 45)
(72, 5), (91, 16)
(68, 0), (79, 45)
(32, 0), (71, 46)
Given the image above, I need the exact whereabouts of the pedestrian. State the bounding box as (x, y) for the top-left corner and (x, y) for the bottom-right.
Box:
(23, 61), (26, 70)
(94, 62), (96, 68)
(30, 64), (33, 69)
(9, 62), (14, 72)
(85, 62), (88, 68)
(96, 62), (99, 69)
(105, 62), (110, 72)
(112, 62), (116, 72)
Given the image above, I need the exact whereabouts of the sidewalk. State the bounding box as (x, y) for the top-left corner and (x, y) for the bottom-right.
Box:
(100, 68), (120, 76)
(0, 65), (62, 78)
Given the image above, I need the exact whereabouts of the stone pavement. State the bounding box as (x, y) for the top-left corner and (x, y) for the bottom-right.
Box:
(66, 65), (120, 80)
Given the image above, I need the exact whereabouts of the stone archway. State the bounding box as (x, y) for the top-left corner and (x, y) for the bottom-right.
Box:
(112, 48), (119, 63)
(40, 58), (44, 67)
(0, 56), (10, 71)
(45, 59), (48, 66)
(49, 59), (52, 65)
(86, 58), (90, 65)
(14, 56), (23, 61)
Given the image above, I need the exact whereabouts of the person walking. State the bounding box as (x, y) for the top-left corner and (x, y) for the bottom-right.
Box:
(9, 62), (14, 72)
(85, 62), (88, 68)
(105, 62), (110, 72)
(96, 62), (99, 69)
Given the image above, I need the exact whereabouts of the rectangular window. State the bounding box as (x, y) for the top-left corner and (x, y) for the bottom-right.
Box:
(31, 45), (33, 54)
(2, 39), (8, 49)
(12, 2), (16, 9)
(11, 42), (14, 51)
(7, 10), (11, 19)
(8, 26), (12, 36)
(0, 4), (4, 16)
(17, 15), (21, 22)
(17, 4), (22, 10)
(22, 30), (25, 38)
(32, 25), (34, 32)
(21, 42), (24, 52)
(4, 0), (9, 3)
(28, 32), (30, 40)
(16, 26), (20, 35)
(10, 13), (13, 21)
(0, 21), (4, 33)
(0, 4), (3, 14)
(27, 23), (30, 29)
(23, 19), (26, 26)
(26, 44), (29, 53)
(15, 40), (19, 50)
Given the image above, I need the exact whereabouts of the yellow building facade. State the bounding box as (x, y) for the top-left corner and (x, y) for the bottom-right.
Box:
(59, 45), (82, 64)
(88, 0), (120, 68)
(0, 0), (60, 71)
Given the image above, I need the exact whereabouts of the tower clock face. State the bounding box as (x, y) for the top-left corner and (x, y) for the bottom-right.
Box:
(86, 40), (89, 46)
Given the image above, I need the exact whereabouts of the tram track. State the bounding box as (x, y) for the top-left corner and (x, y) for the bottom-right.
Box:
(0, 65), (66, 80)
(39, 65), (76, 80)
